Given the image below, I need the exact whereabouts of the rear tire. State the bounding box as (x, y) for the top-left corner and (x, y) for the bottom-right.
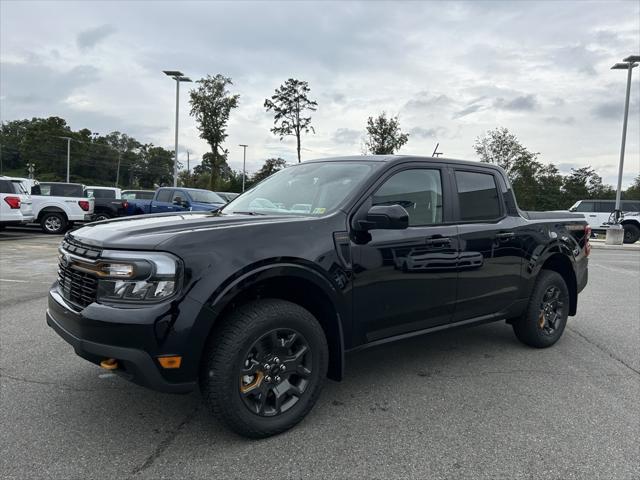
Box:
(622, 224), (640, 244)
(512, 270), (569, 348)
(93, 213), (111, 222)
(40, 212), (67, 234)
(199, 299), (328, 438)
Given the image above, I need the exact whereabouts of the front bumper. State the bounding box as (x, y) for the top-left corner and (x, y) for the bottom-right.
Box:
(46, 286), (198, 393)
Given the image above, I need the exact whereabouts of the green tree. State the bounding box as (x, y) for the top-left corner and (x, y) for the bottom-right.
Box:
(252, 157), (287, 184)
(474, 127), (538, 179)
(624, 175), (640, 200)
(264, 78), (318, 163)
(364, 112), (409, 155)
(561, 166), (610, 207)
(189, 74), (240, 190)
(134, 144), (175, 188)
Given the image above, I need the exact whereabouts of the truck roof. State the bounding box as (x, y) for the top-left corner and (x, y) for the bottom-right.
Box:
(305, 155), (503, 170)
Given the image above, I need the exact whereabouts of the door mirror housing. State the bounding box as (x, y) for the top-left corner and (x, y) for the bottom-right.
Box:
(357, 204), (409, 231)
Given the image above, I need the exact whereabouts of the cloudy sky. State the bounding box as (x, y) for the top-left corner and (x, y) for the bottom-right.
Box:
(1, 0), (639, 185)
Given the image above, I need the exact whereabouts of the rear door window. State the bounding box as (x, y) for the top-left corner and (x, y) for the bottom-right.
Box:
(455, 171), (502, 221)
(155, 189), (172, 202)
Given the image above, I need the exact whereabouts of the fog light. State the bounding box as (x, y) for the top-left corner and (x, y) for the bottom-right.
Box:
(157, 356), (182, 369)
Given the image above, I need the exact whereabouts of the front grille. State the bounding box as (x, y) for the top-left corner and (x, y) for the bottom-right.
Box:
(58, 237), (102, 308)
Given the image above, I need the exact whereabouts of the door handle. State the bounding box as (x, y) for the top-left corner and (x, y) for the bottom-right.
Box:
(496, 232), (515, 240)
(425, 237), (451, 246)
(588, 214), (597, 217)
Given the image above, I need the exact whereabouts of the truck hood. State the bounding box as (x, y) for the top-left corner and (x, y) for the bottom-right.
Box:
(69, 211), (300, 250)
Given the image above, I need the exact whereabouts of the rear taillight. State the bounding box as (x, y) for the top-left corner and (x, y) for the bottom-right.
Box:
(584, 225), (591, 257)
(78, 200), (90, 211)
(3, 196), (21, 209)
(122, 200), (129, 209)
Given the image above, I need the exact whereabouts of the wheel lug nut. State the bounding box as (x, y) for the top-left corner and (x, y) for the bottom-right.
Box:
(265, 375), (272, 383)
(280, 365), (286, 372)
(274, 357), (280, 364)
(264, 364), (271, 371)
(275, 376), (281, 382)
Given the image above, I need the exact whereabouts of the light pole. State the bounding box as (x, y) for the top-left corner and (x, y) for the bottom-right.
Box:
(163, 70), (192, 187)
(239, 144), (248, 192)
(58, 136), (72, 182)
(607, 55), (639, 245)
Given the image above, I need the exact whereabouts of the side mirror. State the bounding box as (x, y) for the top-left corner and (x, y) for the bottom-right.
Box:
(357, 204), (409, 231)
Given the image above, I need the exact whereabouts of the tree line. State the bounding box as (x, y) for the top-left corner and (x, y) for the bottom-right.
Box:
(1, 73), (638, 207)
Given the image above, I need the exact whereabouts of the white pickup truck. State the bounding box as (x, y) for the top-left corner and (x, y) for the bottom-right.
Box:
(28, 181), (95, 234)
(0, 177), (35, 229)
(568, 199), (640, 244)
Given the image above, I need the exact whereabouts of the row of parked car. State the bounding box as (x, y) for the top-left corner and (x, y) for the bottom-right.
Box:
(0, 177), (239, 234)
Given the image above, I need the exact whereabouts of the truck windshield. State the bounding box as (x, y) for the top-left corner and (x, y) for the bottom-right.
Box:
(223, 161), (375, 217)
(189, 190), (225, 204)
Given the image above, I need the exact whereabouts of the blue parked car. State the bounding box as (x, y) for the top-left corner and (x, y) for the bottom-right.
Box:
(124, 187), (226, 216)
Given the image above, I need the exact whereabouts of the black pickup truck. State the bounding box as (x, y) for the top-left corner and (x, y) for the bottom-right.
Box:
(46, 155), (589, 438)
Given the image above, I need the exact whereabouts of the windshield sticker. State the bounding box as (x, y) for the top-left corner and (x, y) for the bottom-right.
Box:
(312, 207), (326, 215)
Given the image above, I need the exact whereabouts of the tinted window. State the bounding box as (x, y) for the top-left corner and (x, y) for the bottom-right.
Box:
(455, 171), (501, 221)
(373, 169), (443, 226)
(622, 201), (640, 212)
(188, 190), (224, 204)
(86, 188), (116, 199)
(155, 189), (172, 202)
(574, 201), (594, 212)
(0, 180), (15, 193)
(38, 183), (84, 197)
(595, 202), (614, 213)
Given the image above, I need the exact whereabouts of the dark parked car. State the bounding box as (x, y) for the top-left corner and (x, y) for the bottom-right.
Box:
(47, 155), (589, 438)
(123, 187), (225, 215)
(84, 186), (128, 222)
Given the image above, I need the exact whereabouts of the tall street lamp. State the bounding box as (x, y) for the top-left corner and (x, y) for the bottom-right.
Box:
(607, 55), (639, 245)
(58, 136), (72, 182)
(163, 70), (192, 187)
(239, 144), (248, 191)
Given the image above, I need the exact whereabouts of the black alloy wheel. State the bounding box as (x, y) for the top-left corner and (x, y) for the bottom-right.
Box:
(537, 285), (565, 336)
(239, 328), (312, 416)
(199, 299), (328, 438)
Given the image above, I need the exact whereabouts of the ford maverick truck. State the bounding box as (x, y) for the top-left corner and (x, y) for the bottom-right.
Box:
(46, 155), (589, 438)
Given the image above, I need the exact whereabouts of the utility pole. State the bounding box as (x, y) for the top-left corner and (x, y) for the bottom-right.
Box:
(27, 163), (36, 180)
(163, 71), (192, 188)
(187, 150), (190, 182)
(239, 144), (248, 192)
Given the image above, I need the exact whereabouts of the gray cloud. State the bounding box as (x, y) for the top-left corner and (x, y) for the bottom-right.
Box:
(409, 126), (446, 139)
(404, 92), (451, 111)
(77, 24), (115, 50)
(493, 94), (538, 111)
(332, 128), (361, 145)
(545, 116), (576, 125)
(453, 103), (483, 119)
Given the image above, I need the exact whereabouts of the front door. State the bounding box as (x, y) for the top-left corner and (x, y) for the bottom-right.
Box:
(351, 166), (458, 343)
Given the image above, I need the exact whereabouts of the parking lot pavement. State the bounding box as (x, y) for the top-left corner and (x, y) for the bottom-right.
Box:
(1, 239), (638, 480)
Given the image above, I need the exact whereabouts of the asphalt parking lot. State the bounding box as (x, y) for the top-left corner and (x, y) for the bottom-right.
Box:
(1, 232), (638, 479)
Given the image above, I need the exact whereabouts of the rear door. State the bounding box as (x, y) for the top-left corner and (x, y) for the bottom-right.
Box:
(452, 168), (522, 321)
(351, 164), (459, 343)
(150, 189), (174, 213)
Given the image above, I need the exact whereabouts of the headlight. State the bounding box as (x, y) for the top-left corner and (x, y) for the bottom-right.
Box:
(96, 251), (183, 304)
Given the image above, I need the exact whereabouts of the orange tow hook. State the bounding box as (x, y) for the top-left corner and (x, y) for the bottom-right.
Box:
(100, 358), (118, 370)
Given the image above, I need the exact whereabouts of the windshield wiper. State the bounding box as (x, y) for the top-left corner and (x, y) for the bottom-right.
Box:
(230, 211), (267, 216)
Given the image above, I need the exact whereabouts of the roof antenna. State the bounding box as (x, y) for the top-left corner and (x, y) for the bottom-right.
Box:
(432, 143), (443, 157)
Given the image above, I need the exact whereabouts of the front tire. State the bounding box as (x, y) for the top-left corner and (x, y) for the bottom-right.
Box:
(512, 270), (569, 348)
(623, 224), (640, 244)
(200, 299), (328, 438)
(40, 212), (67, 234)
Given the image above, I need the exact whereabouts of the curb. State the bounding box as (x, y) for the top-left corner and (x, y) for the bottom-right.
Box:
(590, 241), (640, 251)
